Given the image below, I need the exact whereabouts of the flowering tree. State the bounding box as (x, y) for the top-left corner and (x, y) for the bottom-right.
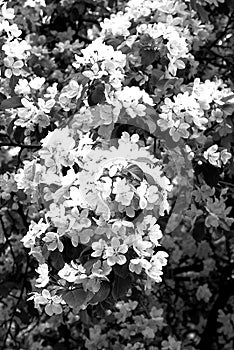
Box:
(0, 0), (234, 349)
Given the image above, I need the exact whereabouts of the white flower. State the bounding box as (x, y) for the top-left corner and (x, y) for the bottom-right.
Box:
(35, 263), (49, 288)
(29, 77), (46, 90)
(2, 39), (31, 59)
(104, 237), (128, 266)
(2, 4), (14, 20)
(40, 126), (75, 150)
(101, 12), (131, 37)
(15, 79), (30, 94)
(21, 219), (49, 249)
(58, 263), (87, 283)
(30, 289), (63, 316)
(42, 232), (64, 252)
(113, 177), (134, 206)
(220, 149), (232, 165)
(204, 145), (220, 167)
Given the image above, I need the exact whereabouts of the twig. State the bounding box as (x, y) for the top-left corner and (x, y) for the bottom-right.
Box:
(0, 142), (41, 149)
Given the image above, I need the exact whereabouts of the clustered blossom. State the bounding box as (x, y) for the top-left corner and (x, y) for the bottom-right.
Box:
(100, 12), (131, 38)
(73, 38), (126, 88)
(6, 0), (233, 318)
(157, 78), (234, 142)
(203, 145), (231, 168)
(17, 129), (172, 313)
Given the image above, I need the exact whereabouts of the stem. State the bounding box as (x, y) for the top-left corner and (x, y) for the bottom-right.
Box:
(0, 142), (41, 149)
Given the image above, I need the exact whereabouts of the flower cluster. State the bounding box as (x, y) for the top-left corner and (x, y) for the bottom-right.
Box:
(157, 78), (234, 142)
(16, 129), (172, 313)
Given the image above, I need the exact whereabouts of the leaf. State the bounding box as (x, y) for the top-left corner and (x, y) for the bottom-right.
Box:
(88, 83), (105, 106)
(113, 262), (129, 278)
(190, 0), (197, 10)
(105, 37), (123, 50)
(220, 103), (234, 116)
(196, 4), (209, 22)
(199, 163), (220, 187)
(144, 173), (156, 185)
(13, 126), (26, 143)
(63, 288), (87, 308)
(192, 218), (206, 242)
(0, 93), (7, 104)
(111, 275), (132, 300)
(140, 49), (157, 66)
(126, 164), (144, 181)
(79, 309), (91, 324)
(63, 239), (83, 263)
(9, 75), (19, 93)
(89, 281), (111, 304)
(0, 282), (17, 297)
(1, 96), (23, 109)
(49, 250), (65, 270)
(221, 94), (234, 103)
(155, 128), (178, 148)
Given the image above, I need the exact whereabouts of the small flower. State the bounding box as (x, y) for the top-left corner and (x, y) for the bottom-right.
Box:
(129, 257), (151, 274)
(204, 144), (220, 167)
(58, 263), (87, 283)
(2, 4), (15, 20)
(91, 239), (107, 257)
(31, 289), (63, 316)
(104, 237), (128, 266)
(42, 232), (64, 252)
(35, 263), (49, 288)
(29, 77), (45, 90)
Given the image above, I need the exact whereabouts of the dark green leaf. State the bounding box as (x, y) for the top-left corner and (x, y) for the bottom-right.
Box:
(140, 49), (157, 66)
(199, 163), (220, 187)
(63, 288), (87, 308)
(193, 218), (206, 242)
(89, 281), (110, 304)
(88, 83), (105, 106)
(126, 164), (144, 181)
(113, 262), (129, 279)
(49, 250), (65, 270)
(197, 4), (209, 22)
(0, 92), (7, 104)
(112, 275), (132, 300)
(1, 96), (23, 109)
(190, 0), (197, 10)
(220, 103), (234, 116)
(13, 126), (25, 144)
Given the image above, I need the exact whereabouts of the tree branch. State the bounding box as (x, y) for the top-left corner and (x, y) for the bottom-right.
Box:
(0, 142), (41, 149)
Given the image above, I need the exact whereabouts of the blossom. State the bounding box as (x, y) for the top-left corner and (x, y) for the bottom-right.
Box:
(42, 232), (64, 252)
(91, 260), (112, 278)
(21, 219), (50, 250)
(40, 126), (75, 150)
(115, 86), (154, 119)
(112, 177), (134, 206)
(2, 39), (31, 59)
(146, 251), (169, 282)
(3, 57), (24, 78)
(29, 77), (46, 90)
(91, 239), (107, 258)
(29, 289), (63, 316)
(1, 4), (15, 20)
(15, 79), (30, 94)
(101, 12), (131, 37)
(196, 283), (212, 302)
(104, 237), (128, 266)
(58, 262), (87, 283)
(35, 263), (49, 288)
(203, 144), (220, 166)
(129, 257), (151, 274)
